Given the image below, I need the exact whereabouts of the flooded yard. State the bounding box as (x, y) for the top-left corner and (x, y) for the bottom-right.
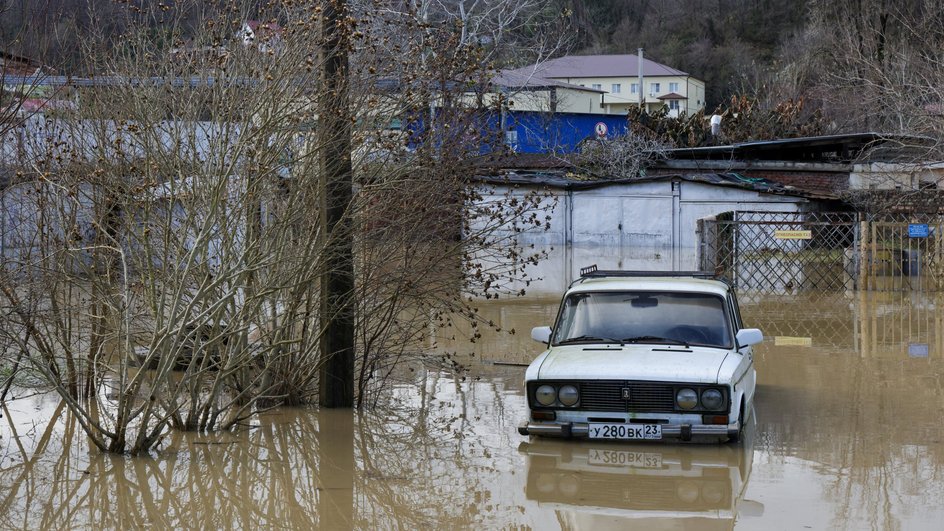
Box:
(3, 291), (944, 529)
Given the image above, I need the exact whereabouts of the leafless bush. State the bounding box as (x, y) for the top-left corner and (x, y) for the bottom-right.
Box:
(0, 0), (556, 453)
(572, 132), (672, 179)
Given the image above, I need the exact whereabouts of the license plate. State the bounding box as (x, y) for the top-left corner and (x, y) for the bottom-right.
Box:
(588, 449), (663, 468)
(588, 423), (662, 440)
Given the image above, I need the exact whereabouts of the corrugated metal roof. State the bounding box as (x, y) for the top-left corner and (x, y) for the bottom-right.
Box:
(503, 54), (690, 80)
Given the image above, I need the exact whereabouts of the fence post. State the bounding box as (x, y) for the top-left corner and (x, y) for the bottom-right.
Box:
(871, 221), (878, 291)
(937, 218), (943, 291)
(696, 218), (704, 270)
(859, 219), (869, 291)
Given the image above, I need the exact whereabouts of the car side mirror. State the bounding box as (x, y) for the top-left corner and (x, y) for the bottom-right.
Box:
(531, 326), (552, 344)
(736, 328), (763, 349)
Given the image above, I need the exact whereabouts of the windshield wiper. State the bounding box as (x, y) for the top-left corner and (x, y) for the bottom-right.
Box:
(621, 335), (690, 347)
(557, 335), (623, 345)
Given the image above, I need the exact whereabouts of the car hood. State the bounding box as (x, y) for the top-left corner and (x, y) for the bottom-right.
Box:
(528, 345), (733, 384)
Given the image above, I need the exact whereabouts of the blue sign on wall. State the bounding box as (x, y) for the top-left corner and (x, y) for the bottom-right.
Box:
(909, 343), (930, 358)
(908, 224), (930, 238)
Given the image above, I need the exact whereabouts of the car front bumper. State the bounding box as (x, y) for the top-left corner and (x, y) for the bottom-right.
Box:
(518, 421), (739, 441)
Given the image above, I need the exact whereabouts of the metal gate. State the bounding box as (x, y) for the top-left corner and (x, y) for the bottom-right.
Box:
(860, 213), (944, 291)
(700, 211), (858, 293)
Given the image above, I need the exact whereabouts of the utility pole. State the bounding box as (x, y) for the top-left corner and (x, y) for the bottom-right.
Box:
(638, 47), (645, 111)
(319, 0), (355, 408)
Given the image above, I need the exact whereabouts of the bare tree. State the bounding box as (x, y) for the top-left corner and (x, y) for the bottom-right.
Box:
(0, 0), (555, 453)
(786, 1), (944, 212)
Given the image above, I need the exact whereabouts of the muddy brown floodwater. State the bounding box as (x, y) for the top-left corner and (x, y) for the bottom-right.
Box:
(2, 291), (944, 529)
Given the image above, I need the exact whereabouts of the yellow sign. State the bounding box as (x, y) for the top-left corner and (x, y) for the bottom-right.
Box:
(775, 336), (812, 347)
(774, 230), (812, 240)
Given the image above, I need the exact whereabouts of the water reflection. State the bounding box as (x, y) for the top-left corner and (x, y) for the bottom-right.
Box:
(2, 404), (332, 529)
(0, 373), (536, 529)
(3, 291), (944, 529)
(742, 292), (944, 531)
(520, 422), (758, 530)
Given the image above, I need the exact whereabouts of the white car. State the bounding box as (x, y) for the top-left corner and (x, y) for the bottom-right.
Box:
(518, 267), (762, 443)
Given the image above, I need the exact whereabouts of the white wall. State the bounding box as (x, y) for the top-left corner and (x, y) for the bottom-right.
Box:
(478, 179), (810, 295)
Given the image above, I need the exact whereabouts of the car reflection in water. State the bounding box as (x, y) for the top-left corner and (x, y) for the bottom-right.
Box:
(519, 412), (763, 530)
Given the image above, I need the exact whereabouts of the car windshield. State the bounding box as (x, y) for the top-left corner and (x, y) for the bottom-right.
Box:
(552, 291), (733, 348)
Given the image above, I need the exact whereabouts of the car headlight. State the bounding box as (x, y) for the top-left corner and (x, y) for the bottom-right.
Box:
(535, 384), (557, 406)
(676, 388), (698, 410)
(701, 388), (724, 410)
(558, 385), (579, 406)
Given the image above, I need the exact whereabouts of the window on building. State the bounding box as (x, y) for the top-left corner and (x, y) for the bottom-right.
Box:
(669, 82), (679, 92)
(591, 83), (602, 90)
(668, 100), (680, 111)
(650, 82), (661, 94)
(611, 83), (621, 93)
(631, 83), (638, 94)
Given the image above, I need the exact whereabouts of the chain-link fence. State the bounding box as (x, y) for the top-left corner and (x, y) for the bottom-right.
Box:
(700, 211), (858, 293)
(861, 213), (944, 291)
(700, 210), (944, 293)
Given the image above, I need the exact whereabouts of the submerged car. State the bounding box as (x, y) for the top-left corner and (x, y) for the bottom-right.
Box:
(518, 267), (762, 443)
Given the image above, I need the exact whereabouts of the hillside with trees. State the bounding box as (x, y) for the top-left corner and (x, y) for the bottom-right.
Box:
(556, 0), (808, 109)
(3, 0), (942, 141)
(553, 0), (944, 143)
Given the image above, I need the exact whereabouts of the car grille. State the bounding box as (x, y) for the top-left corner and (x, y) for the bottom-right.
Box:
(579, 380), (676, 413)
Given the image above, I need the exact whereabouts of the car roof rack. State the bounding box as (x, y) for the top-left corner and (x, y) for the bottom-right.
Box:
(576, 264), (730, 284)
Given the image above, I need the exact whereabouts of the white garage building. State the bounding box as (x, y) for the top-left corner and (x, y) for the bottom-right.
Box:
(477, 172), (838, 295)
